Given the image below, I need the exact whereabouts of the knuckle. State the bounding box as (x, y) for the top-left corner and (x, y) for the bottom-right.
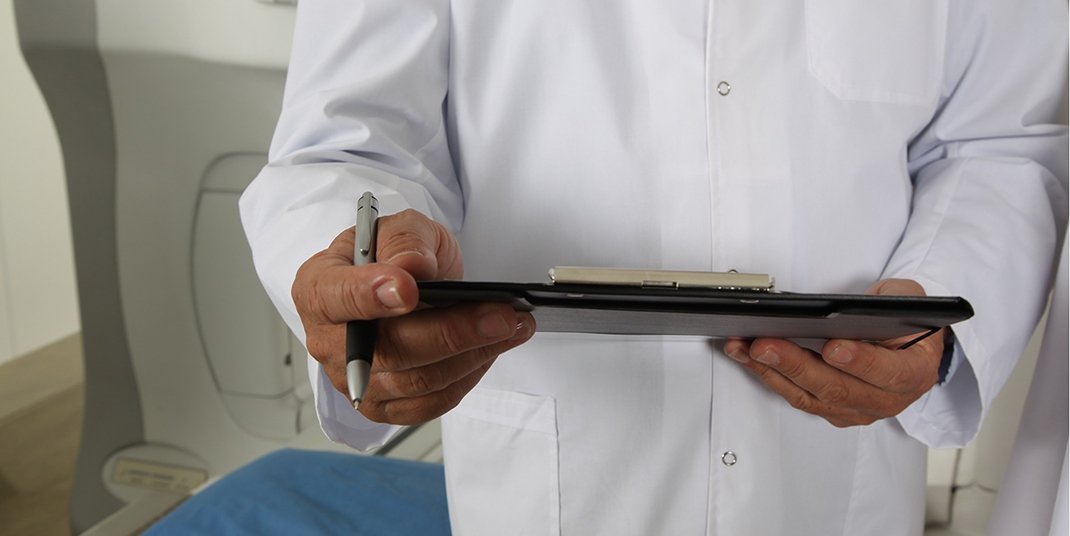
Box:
(291, 270), (315, 315)
(787, 391), (813, 412)
(380, 212), (431, 250)
(405, 371), (436, 396)
(307, 337), (331, 363)
(338, 276), (371, 318)
(751, 364), (782, 386)
(750, 363), (774, 381)
(433, 388), (465, 416)
(384, 404), (413, 424)
(364, 402), (394, 425)
(434, 324), (469, 356)
(388, 227), (427, 250)
(433, 224), (463, 272)
(374, 324), (408, 370)
(779, 357), (807, 379)
(853, 354), (878, 379)
(305, 327), (340, 364)
(469, 344), (500, 366)
(394, 208), (423, 223)
(357, 404), (378, 422)
(380, 401), (406, 425)
(305, 274), (332, 319)
(291, 278), (307, 313)
(818, 382), (850, 404)
(292, 252), (330, 314)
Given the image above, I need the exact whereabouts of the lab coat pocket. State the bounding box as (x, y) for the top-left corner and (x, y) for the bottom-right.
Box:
(804, 0), (948, 105)
(441, 388), (560, 536)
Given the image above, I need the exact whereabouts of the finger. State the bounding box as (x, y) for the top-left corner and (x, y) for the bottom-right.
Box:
(372, 315), (535, 398)
(820, 339), (938, 394)
(316, 328), (348, 394)
(865, 277), (942, 348)
(295, 262), (421, 324)
(293, 227), (423, 323)
(363, 314), (535, 424)
(376, 209), (463, 281)
(749, 339), (855, 406)
(319, 226), (360, 264)
(863, 277), (933, 346)
(723, 338), (753, 363)
(865, 278), (925, 297)
(739, 358), (863, 424)
(362, 355), (499, 425)
(730, 338), (889, 426)
(376, 303), (525, 371)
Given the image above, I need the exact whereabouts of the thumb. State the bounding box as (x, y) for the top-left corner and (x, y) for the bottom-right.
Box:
(865, 278), (926, 297)
(376, 209), (463, 281)
(866, 278), (943, 350)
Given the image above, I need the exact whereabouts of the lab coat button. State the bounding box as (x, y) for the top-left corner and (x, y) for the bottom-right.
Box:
(722, 451), (737, 466)
(716, 81), (731, 96)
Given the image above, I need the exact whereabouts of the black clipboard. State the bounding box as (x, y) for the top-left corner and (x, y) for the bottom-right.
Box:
(416, 279), (974, 347)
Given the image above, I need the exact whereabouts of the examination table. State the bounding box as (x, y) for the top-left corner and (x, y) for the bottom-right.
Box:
(147, 449), (451, 535)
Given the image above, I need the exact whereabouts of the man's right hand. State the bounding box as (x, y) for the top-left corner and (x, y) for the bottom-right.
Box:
(292, 209), (535, 425)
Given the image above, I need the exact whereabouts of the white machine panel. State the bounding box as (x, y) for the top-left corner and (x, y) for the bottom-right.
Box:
(96, 0), (295, 69)
(194, 190), (292, 397)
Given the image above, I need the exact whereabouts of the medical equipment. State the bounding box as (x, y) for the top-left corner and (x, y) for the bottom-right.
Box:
(12, 0), (440, 532)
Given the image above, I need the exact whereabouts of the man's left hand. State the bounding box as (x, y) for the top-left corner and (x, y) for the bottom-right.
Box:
(723, 278), (945, 427)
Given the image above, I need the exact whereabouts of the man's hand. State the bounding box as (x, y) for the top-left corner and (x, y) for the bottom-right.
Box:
(723, 279), (945, 427)
(292, 209), (535, 425)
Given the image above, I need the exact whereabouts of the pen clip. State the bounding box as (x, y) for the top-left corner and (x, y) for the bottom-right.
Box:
(356, 192), (379, 258)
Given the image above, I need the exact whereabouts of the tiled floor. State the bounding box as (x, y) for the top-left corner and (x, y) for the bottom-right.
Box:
(0, 335), (83, 536)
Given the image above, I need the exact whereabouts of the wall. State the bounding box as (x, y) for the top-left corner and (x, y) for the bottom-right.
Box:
(0, 0), (80, 363)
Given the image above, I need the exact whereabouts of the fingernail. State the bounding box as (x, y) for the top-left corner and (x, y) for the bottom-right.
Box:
(755, 348), (779, 366)
(827, 344), (853, 365)
(510, 319), (534, 342)
(727, 348), (749, 363)
(373, 279), (405, 310)
(477, 310), (513, 339)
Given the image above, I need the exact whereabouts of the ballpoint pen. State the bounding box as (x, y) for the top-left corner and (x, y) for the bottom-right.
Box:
(346, 192), (379, 408)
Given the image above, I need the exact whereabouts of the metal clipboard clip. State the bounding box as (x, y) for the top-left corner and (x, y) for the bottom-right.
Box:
(548, 266), (776, 291)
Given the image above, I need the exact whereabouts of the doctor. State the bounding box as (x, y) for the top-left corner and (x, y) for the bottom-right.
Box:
(240, 0), (1067, 534)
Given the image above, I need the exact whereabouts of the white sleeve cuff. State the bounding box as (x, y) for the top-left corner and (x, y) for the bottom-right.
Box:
(308, 353), (403, 452)
(892, 275), (983, 448)
(897, 341), (981, 448)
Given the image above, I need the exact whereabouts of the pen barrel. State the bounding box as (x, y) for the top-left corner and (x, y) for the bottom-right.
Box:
(346, 320), (378, 364)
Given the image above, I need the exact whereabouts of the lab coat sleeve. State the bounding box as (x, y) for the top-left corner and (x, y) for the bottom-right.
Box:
(889, 0), (1068, 448)
(238, 0), (460, 451)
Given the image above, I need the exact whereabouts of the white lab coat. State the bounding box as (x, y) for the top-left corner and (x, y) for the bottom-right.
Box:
(988, 235), (1068, 536)
(239, 0), (1068, 534)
